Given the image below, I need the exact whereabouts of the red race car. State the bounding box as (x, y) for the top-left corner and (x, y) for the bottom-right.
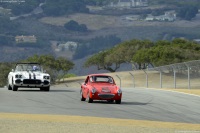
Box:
(80, 74), (122, 104)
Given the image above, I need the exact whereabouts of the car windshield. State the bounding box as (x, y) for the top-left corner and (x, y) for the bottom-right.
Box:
(91, 76), (114, 83)
(15, 64), (42, 72)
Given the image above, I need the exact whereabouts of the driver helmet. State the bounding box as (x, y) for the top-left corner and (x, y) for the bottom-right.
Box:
(33, 65), (38, 71)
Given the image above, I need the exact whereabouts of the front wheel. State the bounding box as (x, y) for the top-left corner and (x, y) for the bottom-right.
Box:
(12, 78), (18, 91)
(40, 86), (50, 91)
(45, 86), (50, 91)
(87, 93), (93, 103)
(80, 90), (86, 101)
(115, 99), (121, 104)
(88, 97), (93, 103)
(8, 85), (12, 90)
(12, 85), (18, 91)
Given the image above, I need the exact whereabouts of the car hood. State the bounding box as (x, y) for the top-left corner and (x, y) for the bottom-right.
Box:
(15, 71), (49, 79)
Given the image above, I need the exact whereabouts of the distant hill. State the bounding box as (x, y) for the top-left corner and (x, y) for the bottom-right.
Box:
(0, 0), (200, 64)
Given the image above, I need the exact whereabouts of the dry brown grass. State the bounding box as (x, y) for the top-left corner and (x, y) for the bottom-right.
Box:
(39, 13), (118, 30)
(1, 113), (200, 133)
(39, 13), (200, 31)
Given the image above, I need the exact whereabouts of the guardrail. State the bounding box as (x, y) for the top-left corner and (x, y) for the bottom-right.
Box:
(130, 60), (200, 89)
(62, 60), (200, 89)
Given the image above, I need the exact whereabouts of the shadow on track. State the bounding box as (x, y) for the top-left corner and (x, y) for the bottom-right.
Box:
(18, 89), (76, 92)
(50, 89), (76, 92)
(122, 101), (151, 105)
(87, 101), (152, 105)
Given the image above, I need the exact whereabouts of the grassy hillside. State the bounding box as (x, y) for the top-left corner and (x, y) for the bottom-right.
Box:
(1, 0), (200, 63)
(39, 13), (200, 41)
(40, 13), (118, 30)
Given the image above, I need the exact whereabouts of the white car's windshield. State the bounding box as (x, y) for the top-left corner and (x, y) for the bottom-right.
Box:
(15, 64), (42, 72)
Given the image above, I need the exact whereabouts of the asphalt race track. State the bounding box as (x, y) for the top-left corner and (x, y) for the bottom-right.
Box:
(1, 84), (200, 124)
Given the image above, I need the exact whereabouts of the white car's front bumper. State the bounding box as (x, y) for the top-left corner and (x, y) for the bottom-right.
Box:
(14, 79), (50, 88)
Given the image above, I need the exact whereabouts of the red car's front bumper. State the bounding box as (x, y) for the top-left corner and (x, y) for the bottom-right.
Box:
(89, 92), (122, 100)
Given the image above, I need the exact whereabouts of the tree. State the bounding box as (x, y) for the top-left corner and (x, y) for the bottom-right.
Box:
(177, 5), (198, 20)
(105, 39), (154, 64)
(55, 57), (74, 81)
(79, 24), (88, 32)
(84, 50), (119, 72)
(84, 39), (154, 72)
(64, 20), (79, 31)
(64, 20), (88, 32)
(132, 49), (151, 69)
(0, 63), (14, 87)
(132, 39), (200, 68)
(84, 38), (200, 71)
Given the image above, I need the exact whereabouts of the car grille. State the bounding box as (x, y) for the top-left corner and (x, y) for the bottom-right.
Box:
(23, 79), (41, 85)
(98, 94), (115, 99)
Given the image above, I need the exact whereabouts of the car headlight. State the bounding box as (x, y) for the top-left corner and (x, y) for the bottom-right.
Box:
(43, 76), (50, 80)
(15, 74), (22, 78)
(117, 89), (122, 94)
(91, 87), (96, 94)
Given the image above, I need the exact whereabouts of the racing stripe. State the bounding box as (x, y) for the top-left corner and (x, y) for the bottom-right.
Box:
(33, 72), (36, 79)
(29, 72), (31, 79)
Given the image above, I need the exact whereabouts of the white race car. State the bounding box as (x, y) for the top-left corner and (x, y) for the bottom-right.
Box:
(7, 63), (50, 91)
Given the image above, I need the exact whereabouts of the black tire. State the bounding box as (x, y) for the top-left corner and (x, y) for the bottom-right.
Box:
(8, 85), (12, 90)
(87, 93), (93, 103)
(115, 99), (121, 104)
(12, 78), (18, 91)
(40, 86), (50, 91)
(80, 90), (86, 101)
(12, 85), (18, 91)
(88, 97), (93, 103)
(44, 86), (50, 91)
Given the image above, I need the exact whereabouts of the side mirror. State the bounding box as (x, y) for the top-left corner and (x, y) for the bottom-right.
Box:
(12, 69), (14, 72)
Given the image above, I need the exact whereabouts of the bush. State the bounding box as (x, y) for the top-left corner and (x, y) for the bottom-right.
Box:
(64, 20), (88, 32)
(0, 63), (14, 87)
